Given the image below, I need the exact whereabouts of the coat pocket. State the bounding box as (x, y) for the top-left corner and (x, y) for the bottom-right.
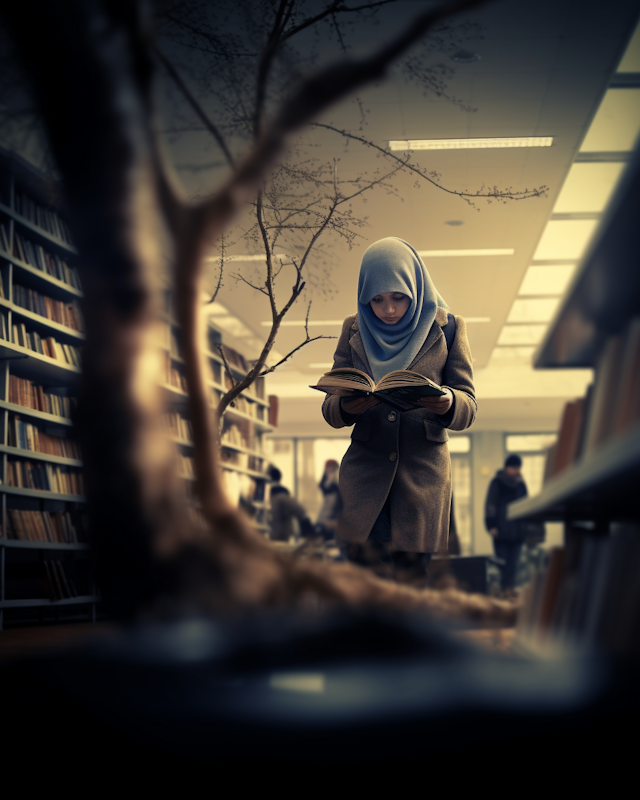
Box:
(351, 416), (373, 442)
(424, 420), (449, 443)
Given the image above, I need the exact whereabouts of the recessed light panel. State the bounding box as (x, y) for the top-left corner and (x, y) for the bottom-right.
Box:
(491, 346), (537, 361)
(417, 249), (514, 257)
(507, 298), (560, 324)
(533, 220), (599, 261)
(579, 89), (640, 153)
(498, 325), (547, 346)
(553, 162), (626, 213)
(518, 265), (575, 296)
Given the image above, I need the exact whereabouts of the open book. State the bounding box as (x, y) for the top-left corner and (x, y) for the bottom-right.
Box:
(310, 368), (445, 412)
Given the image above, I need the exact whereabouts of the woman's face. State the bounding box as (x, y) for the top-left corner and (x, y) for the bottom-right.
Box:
(369, 292), (411, 325)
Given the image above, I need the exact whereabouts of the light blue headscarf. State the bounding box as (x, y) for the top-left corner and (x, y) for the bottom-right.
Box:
(357, 237), (448, 383)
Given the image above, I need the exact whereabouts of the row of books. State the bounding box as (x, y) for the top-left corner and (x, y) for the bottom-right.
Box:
(544, 316), (640, 481)
(162, 411), (193, 442)
(212, 388), (265, 420)
(12, 231), (81, 289)
(178, 454), (194, 478)
(14, 191), (74, 245)
(10, 284), (83, 331)
(220, 449), (267, 474)
(7, 459), (85, 495)
(7, 415), (81, 459)
(4, 321), (82, 367)
(517, 523), (640, 658)
(42, 560), (80, 601)
(8, 374), (75, 418)
(5, 509), (86, 544)
(161, 352), (188, 392)
(220, 422), (260, 452)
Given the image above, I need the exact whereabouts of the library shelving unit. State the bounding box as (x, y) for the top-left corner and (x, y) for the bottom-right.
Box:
(160, 301), (273, 536)
(508, 142), (640, 657)
(0, 149), (97, 630)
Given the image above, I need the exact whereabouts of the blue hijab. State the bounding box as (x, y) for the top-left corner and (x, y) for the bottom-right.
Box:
(357, 237), (448, 383)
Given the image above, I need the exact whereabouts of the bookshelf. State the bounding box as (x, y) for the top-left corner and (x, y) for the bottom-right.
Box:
(160, 299), (274, 536)
(508, 143), (640, 658)
(0, 149), (96, 630)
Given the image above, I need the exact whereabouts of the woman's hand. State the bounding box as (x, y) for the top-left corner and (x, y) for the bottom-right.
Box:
(340, 395), (380, 415)
(418, 388), (453, 415)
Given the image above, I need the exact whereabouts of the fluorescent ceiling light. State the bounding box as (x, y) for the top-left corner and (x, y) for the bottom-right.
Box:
(498, 325), (547, 346)
(211, 316), (254, 338)
(206, 254), (288, 262)
(418, 249), (514, 257)
(579, 89), (640, 153)
(533, 220), (598, 261)
(617, 19), (640, 72)
(553, 162), (626, 214)
(389, 137), (553, 150)
(506, 433), (557, 451)
(261, 320), (344, 327)
(507, 298), (560, 324)
(518, 265), (575, 296)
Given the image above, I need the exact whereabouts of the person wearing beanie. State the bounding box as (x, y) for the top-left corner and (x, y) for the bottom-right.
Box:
(484, 454), (529, 596)
(321, 237), (477, 586)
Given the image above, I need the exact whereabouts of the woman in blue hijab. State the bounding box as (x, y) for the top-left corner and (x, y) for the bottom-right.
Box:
(321, 237), (477, 585)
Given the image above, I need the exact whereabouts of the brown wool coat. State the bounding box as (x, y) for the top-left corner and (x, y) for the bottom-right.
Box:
(322, 307), (477, 553)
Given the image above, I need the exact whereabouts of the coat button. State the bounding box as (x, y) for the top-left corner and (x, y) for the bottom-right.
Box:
(387, 411), (397, 422)
(389, 452), (397, 462)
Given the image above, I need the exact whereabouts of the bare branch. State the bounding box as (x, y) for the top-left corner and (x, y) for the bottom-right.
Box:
(260, 334), (336, 376)
(193, 0), (491, 247)
(313, 122), (549, 202)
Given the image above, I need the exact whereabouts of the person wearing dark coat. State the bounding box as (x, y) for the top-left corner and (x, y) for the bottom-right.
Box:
(484, 454), (528, 594)
(321, 237), (477, 586)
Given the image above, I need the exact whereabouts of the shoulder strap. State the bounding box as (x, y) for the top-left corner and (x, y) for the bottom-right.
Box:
(443, 313), (456, 353)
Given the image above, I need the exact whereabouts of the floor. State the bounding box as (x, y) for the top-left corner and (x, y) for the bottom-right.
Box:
(0, 621), (517, 662)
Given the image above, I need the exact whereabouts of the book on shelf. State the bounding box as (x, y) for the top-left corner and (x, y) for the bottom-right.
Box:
(543, 317), (640, 482)
(610, 316), (640, 439)
(219, 343), (248, 373)
(518, 524), (640, 659)
(0, 222), (10, 253)
(12, 284), (83, 331)
(8, 374), (75, 417)
(581, 334), (626, 459)
(268, 394), (279, 427)
(8, 414), (80, 458)
(10, 323), (82, 366)
(545, 393), (590, 479)
(12, 231), (81, 289)
(310, 368), (445, 412)
(7, 459), (85, 495)
(15, 191), (73, 245)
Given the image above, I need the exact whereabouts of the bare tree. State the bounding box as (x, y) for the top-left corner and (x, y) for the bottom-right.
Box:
(152, 0), (547, 416)
(0, 0), (517, 626)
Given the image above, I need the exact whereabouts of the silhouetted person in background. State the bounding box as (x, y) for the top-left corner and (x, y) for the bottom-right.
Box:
(315, 459), (342, 539)
(267, 465), (313, 542)
(485, 454), (528, 598)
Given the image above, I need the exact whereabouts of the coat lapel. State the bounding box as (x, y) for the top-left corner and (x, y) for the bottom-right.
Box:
(407, 306), (449, 371)
(348, 319), (373, 375)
